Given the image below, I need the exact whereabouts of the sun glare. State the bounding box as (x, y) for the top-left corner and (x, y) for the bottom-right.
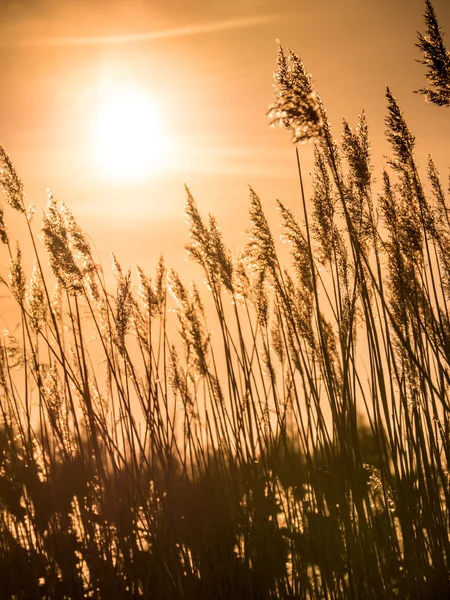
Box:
(93, 89), (170, 181)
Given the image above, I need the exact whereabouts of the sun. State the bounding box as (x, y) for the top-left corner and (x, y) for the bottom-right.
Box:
(93, 89), (170, 181)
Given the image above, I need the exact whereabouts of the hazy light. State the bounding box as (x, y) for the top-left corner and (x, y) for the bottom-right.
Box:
(23, 15), (276, 47)
(93, 89), (170, 181)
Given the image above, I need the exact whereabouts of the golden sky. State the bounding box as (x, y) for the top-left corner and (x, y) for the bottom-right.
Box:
(1, 0), (449, 279)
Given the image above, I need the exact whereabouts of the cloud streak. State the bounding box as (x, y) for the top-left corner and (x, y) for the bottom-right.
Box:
(22, 14), (276, 47)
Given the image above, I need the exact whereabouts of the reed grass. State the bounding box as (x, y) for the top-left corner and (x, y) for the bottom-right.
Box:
(0, 1), (449, 598)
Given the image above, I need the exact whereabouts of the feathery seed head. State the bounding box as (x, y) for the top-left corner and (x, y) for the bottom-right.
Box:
(168, 270), (210, 376)
(26, 205), (35, 223)
(311, 147), (337, 265)
(168, 269), (190, 313)
(42, 192), (83, 293)
(113, 264), (133, 354)
(342, 113), (372, 195)
(415, 0), (450, 106)
(191, 283), (205, 316)
(0, 345), (7, 390)
(283, 269), (315, 349)
(0, 146), (25, 213)
(154, 255), (166, 311)
(50, 281), (62, 323)
(385, 88), (415, 166)
(185, 187), (233, 293)
(269, 45), (324, 144)
(427, 158), (450, 297)
(278, 200), (313, 294)
(210, 374), (224, 406)
(3, 329), (23, 369)
(27, 263), (46, 332)
(168, 344), (193, 407)
(42, 362), (64, 419)
(0, 209), (8, 245)
(246, 187), (278, 278)
(185, 187), (211, 271)
(132, 304), (150, 352)
(232, 257), (250, 303)
(111, 253), (125, 283)
(208, 214), (234, 293)
(427, 156), (446, 205)
(61, 203), (97, 290)
(9, 243), (26, 304)
(384, 190), (422, 262)
(318, 313), (340, 378)
(379, 171), (398, 234)
(254, 273), (269, 330)
(137, 266), (158, 317)
(341, 116), (376, 249)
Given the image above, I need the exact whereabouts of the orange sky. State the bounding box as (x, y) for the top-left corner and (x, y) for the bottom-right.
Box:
(0, 0), (449, 282)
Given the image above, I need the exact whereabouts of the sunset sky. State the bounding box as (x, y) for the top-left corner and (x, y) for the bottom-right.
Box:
(1, 0), (449, 280)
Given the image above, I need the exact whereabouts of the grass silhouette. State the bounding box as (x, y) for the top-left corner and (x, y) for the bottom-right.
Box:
(0, 1), (449, 598)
